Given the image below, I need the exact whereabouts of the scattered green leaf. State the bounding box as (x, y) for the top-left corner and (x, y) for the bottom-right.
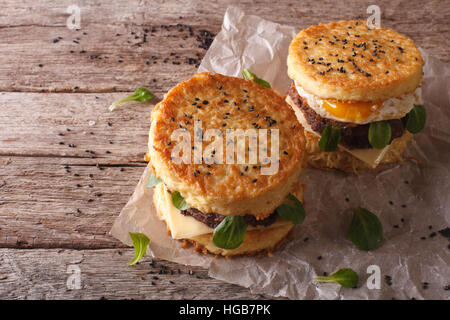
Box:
(212, 216), (247, 249)
(171, 191), (190, 210)
(347, 207), (383, 251)
(276, 194), (306, 225)
(146, 172), (162, 188)
(128, 232), (150, 266)
(368, 120), (391, 149)
(319, 125), (341, 152)
(109, 88), (155, 111)
(406, 105), (426, 134)
(314, 268), (359, 288)
(241, 69), (271, 88)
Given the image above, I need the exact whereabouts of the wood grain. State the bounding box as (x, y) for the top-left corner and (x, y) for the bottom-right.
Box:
(0, 248), (274, 299)
(1, 0), (448, 299)
(0, 0), (448, 92)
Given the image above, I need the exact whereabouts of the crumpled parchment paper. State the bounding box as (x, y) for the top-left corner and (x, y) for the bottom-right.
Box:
(111, 6), (450, 299)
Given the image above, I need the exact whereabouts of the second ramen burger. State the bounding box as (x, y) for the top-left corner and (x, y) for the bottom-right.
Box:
(148, 72), (306, 256)
(287, 20), (426, 172)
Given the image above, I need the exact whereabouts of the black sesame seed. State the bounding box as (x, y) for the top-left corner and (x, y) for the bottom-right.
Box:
(252, 179), (258, 183)
(202, 100), (209, 105)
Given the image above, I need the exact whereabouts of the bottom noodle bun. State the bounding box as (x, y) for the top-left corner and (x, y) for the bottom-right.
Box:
(304, 130), (413, 173)
(152, 178), (304, 257)
(189, 223), (294, 257)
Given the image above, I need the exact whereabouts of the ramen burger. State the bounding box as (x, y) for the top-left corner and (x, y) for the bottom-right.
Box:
(286, 20), (426, 172)
(147, 72), (306, 256)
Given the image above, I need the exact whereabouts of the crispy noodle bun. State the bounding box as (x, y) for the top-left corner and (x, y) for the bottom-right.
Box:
(288, 20), (424, 102)
(153, 177), (305, 257)
(304, 130), (413, 173)
(149, 72), (306, 219)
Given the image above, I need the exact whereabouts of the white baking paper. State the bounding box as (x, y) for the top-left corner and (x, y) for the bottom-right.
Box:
(111, 6), (450, 299)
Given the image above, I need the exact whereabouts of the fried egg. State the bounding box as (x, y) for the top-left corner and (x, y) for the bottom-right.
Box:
(294, 81), (423, 124)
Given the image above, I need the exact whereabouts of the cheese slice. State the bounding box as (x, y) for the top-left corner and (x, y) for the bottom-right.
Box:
(154, 183), (213, 239)
(154, 183), (293, 240)
(286, 96), (390, 168)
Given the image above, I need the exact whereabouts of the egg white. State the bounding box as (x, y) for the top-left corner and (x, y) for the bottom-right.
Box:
(294, 81), (423, 124)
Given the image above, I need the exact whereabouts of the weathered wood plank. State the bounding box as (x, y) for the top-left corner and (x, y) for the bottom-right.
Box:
(0, 92), (154, 159)
(0, 0), (448, 92)
(0, 92), (157, 248)
(0, 248), (273, 299)
(0, 156), (143, 249)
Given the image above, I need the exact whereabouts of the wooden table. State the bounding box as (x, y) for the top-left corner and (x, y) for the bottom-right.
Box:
(1, 0), (448, 299)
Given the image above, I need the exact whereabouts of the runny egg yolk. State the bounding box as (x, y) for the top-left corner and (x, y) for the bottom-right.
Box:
(322, 100), (381, 122)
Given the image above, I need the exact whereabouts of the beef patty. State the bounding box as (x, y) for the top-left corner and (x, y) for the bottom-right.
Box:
(288, 82), (408, 149)
(180, 207), (278, 229)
